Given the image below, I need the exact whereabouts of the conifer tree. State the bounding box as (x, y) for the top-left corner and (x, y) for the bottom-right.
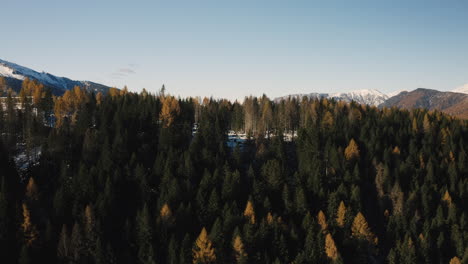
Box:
(317, 210), (328, 232)
(21, 203), (38, 247)
(449, 256), (461, 264)
(325, 233), (339, 261)
(25, 177), (38, 201)
(351, 212), (377, 244)
(336, 201), (346, 228)
(233, 235), (247, 264)
(344, 138), (360, 161)
(193, 227), (216, 264)
(160, 203), (172, 221)
(243, 200), (256, 224)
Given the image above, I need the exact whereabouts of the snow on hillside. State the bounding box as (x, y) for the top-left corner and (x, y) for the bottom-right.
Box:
(274, 89), (388, 106)
(452, 84), (468, 94)
(0, 58), (110, 93)
(0, 58), (74, 90)
(329, 89), (388, 106)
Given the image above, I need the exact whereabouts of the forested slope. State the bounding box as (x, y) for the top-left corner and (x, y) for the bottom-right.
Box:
(0, 82), (467, 264)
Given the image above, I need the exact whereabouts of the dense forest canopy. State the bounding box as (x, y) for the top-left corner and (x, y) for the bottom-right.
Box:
(0, 79), (467, 264)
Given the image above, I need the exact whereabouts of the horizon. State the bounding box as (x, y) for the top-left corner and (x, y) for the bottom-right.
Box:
(3, 0), (468, 100)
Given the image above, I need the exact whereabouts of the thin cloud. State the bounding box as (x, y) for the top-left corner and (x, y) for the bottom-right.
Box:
(118, 68), (136, 74)
(110, 66), (137, 79)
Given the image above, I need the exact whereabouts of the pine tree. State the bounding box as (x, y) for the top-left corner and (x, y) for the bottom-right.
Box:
(193, 227), (216, 264)
(57, 224), (69, 262)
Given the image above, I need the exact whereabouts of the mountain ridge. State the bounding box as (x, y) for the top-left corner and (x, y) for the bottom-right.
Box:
(0, 58), (110, 94)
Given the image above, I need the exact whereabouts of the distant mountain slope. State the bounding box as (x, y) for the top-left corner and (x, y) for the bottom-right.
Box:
(0, 59), (110, 94)
(274, 89), (388, 106)
(380, 88), (468, 119)
(452, 84), (468, 94)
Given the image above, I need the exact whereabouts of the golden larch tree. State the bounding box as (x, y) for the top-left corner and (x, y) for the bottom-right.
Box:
(266, 212), (274, 225)
(193, 227), (216, 264)
(423, 113), (431, 133)
(96, 92), (103, 106)
(233, 235), (247, 263)
(325, 233), (339, 261)
(449, 257), (461, 264)
(321, 111), (334, 129)
(243, 200), (256, 224)
(317, 210), (328, 232)
(160, 203), (172, 221)
(160, 96), (181, 128)
(442, 190), (452, 206)
(344, 138), (360, 161)
(25, 177), (38, 201)
(352, 212), (377, 244)
(22, 203), (39, 246)
(336, 201), (346, 228)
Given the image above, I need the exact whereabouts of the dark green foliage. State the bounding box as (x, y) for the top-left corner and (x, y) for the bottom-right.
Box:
(0, 85), (467, 263)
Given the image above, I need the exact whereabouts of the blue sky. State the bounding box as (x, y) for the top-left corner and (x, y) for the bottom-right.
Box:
(2, 0), (468, 100)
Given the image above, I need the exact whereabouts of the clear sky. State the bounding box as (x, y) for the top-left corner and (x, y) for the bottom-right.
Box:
(2, 0), (468, 100)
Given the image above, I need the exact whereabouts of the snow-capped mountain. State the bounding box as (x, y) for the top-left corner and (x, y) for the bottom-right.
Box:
(452, 84), (468, 94)
(329, 89), (388, 106)
(0, 58), (110, 94)
(274, 89), (388, 106)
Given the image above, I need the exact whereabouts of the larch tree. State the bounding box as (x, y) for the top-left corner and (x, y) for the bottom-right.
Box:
(442, 190), (452, 206)
(193, 227), (216, 264)
(232, 235), (247, 264)
(336, 201), (346, 228)
(449, 256), (461, 264)
(321, 111), (334, 130)
(344, 138), (360, 161)
(243, 200), (256, 224)
(25, 177), (38, 201)
(21, 203), (38, 247)
(160, 96), (181, 128)
(317, 210), (328, 232)
(160, 203), (172, 222)
(0, 76), (6, 93)
(325, 233), (339, 261)
(351, 212), (377, 244)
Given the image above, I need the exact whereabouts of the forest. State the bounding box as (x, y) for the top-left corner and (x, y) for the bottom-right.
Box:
(0, 77), (467, 264)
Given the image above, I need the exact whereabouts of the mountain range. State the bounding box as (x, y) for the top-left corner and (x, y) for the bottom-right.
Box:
(0, 59), (110, 94)
(1, 58), (467, 119)
(275, 88), (468, 119)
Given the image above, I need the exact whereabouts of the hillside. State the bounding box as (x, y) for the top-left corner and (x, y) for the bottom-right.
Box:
(0, 59), (110, 94)
(380, 88), (468, 119)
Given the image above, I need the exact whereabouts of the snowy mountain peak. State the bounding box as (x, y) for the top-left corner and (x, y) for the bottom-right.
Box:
(0, 58), (110, 94)
(274, 89), (389, 106)
(328, 89), (388, 106)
